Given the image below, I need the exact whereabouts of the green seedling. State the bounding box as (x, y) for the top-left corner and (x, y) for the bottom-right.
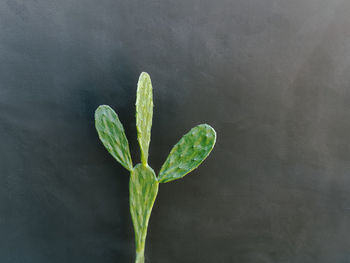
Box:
(95, 72), (216, 263)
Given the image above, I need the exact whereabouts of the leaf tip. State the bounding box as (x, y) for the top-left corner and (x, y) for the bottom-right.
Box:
(139, 71), (150, 79)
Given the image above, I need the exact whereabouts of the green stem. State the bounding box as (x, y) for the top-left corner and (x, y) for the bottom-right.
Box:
(135, 247), (145, 263)
(134, 216), (147, 263)
(130, 165), (159, 263)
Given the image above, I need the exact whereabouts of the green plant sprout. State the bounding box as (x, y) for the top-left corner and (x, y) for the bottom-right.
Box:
(95, 72), (216, 263)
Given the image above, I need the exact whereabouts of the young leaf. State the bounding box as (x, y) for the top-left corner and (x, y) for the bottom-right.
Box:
(95, 105), (133, 171)
(158, 124), (216, 183)
(130, 164), (159, 262)
(136, 72), (153, 165)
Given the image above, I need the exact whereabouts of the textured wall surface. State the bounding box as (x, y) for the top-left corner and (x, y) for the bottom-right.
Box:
(1, 0), (350, 262)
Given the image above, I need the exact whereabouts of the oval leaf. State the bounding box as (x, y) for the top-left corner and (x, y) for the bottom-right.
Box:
(130, 164), (159, 255)
(158, 124), (216, 183)
(95, 105), (133, 171)
(136, 72), (153, 165)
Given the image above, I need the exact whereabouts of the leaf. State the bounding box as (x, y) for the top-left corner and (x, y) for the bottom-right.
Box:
(136, 72), (153, 165)
(158, 124), (216, 183)
(95, 105), (133, 171)
(129, 164), (159, 256)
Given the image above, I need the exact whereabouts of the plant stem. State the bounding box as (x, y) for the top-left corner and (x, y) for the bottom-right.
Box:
(135, 247), (145, 263)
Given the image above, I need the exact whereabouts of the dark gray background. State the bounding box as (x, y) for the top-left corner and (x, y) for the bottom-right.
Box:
(1, 0), (350, 262)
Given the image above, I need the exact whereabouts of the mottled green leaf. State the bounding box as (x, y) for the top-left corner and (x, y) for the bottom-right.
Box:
(95, 105), (133, 171)
(130, 164), (158, 261)
(136, 72), (153, 165)
(158, 124), (216, 183)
